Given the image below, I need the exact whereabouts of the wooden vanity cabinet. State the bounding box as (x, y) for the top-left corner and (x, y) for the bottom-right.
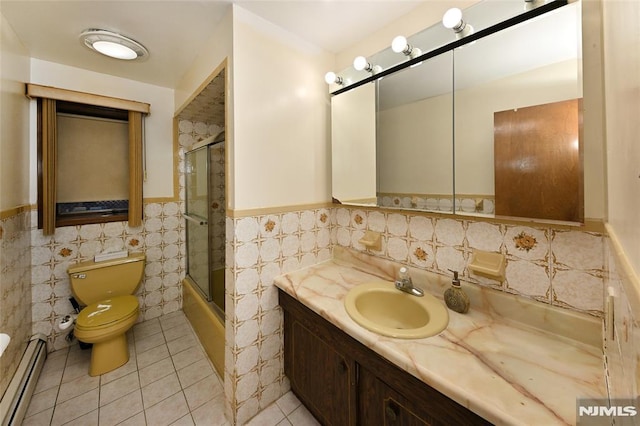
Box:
(279, 290), (491, 426)
(282, 291), (358, 425)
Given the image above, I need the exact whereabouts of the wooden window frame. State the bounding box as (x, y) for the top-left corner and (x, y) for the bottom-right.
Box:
(29, 84), (149, 234)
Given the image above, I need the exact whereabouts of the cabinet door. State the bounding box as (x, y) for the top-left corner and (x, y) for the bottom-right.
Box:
(359, 366), (434, 426)
(358, 367), (491, 426)
(281, 295), (357, 426)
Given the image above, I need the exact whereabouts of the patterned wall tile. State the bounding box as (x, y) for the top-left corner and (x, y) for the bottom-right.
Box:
(226, 208), (332, 425)
(504, 260), (551, 301)
(551, 230), (604, 312)
(331, 206), (604, 317)
(434, 218), (465, 246)
(505, 226), (548, 261)
(552, 270), (603, 312)
(466, 221), (503, 252)
(13, 198), (612, 426)
(603, 235), (639, 401)
(408, 215), (434, 241)
(0, 210), (32, 399)
(28, 201), (185, 351)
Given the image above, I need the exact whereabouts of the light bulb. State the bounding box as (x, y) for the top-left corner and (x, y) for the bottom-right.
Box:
(93, 41), (137, 60)
(325, 72), (337, 84)
(442, 8), (463, 30)
(324, 72), (343, 85)
(391, 36), (408, 53)
(353, 56), (368, 71)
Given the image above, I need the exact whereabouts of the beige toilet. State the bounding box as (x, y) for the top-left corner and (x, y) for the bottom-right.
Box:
(67, 252), (145, 376)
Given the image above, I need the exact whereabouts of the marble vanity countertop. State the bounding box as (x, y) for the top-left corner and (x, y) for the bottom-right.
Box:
(274, 248), (606, 426)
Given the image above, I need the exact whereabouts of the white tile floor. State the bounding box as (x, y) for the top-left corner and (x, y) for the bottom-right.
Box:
(22, 311), (319, 426)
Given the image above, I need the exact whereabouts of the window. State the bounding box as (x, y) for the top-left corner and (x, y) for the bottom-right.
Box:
(28, 84), (149, 234)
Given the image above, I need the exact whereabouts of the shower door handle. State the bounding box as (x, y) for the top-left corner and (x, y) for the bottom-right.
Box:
(183, 213), (208, 226)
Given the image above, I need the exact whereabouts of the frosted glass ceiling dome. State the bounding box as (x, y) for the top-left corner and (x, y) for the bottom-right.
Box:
(80, 29), (148, 61)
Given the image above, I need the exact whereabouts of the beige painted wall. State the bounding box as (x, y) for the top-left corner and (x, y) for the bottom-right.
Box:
(174, 9), (233, 117)
(602, 0), (640, 275)
(581, 0), (607, 223)
(29, 59), (175, 200)
(378, 92), (453, 194)
(0, 13), (30, 211)
(0, 9), (32, 401)
(232, 6), (333, 210)
(600, 0), (640, 402)
(331, 83), (376, 203)
(174, 9), (232, 205)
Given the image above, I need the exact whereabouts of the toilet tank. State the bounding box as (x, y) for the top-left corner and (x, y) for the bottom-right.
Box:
(68, 253), (146, 305)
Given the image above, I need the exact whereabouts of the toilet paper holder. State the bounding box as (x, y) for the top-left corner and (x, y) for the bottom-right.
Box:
(59, 314), (76, 331)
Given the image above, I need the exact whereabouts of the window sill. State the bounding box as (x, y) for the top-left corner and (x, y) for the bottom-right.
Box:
(56, 213), (128, 227)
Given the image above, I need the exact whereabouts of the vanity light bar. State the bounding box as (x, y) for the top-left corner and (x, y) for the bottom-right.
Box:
(327, 0), (567, 96)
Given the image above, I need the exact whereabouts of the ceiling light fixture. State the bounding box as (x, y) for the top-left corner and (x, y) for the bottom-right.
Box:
(442, 8), (474, 39)
(391, 36), (422, 59)
(80, 29), (149, 61)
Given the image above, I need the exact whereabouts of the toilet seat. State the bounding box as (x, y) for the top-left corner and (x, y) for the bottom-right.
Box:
(76, 295), (139, 331)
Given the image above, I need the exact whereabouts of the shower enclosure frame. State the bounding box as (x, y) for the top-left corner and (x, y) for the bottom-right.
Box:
(184, 139), (225, 321)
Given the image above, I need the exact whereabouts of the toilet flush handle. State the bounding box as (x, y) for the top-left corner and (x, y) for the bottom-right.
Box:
(72, 273), (86, 279)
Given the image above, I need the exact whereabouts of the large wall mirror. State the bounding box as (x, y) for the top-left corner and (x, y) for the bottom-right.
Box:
(331, 0), (585, 224)
(377, 52), (453, 211)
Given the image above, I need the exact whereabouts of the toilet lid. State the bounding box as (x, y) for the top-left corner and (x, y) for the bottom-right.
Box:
(76, 295), (139, 329)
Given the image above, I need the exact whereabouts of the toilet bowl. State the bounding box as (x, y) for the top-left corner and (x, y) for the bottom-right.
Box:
(68, 253), (145, 376)
(74, 295), (139, 376)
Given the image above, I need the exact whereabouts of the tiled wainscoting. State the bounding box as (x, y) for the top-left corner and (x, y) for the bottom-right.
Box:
(29, 202), (186, 352)
(0, 209), (32, 398)
(603, 229), (640, 401)
(4, 197), (634, 425)
(225, 205), (606, 423)
(225, 209), (333, 424)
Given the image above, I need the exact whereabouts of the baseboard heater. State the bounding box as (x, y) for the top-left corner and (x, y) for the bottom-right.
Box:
(0, 334), (47, 426)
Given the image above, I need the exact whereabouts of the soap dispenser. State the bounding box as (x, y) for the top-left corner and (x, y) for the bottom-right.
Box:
(444, 269), (470, 314)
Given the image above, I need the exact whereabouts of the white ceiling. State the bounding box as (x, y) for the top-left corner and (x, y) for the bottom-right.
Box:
(1, 0), (426, 89)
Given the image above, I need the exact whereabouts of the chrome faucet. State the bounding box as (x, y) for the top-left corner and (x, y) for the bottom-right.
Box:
(394, 267), (424, 297)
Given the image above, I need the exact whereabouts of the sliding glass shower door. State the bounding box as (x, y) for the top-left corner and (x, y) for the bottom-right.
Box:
(185, 141), (226, 318)
(185, 146), (210, 299)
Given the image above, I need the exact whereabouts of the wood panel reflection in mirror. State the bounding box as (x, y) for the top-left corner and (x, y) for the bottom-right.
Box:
(494, 99), (582, 222)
